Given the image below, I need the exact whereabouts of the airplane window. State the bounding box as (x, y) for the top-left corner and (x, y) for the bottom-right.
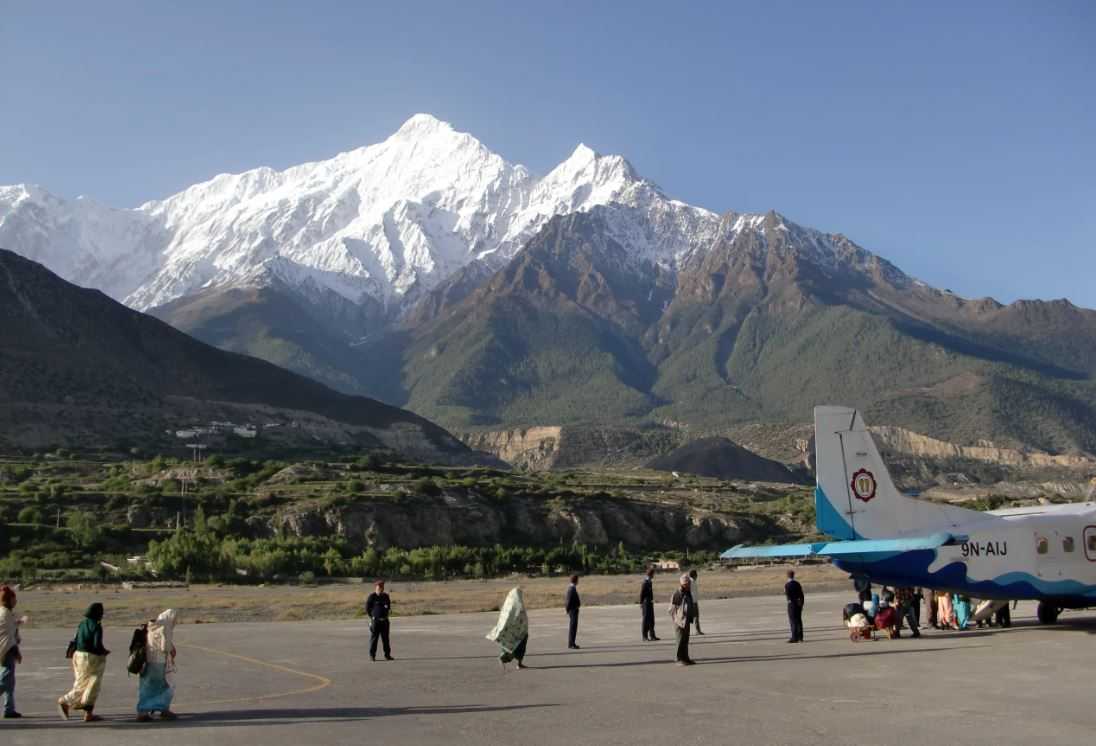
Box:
(1036, 537), (1049, 555)
(1089, 534), (1096, 553)
(1063, 536), (1075, 552)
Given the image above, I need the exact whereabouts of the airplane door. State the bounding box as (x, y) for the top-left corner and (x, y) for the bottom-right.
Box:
(1033, 530), (1058, 580)
(1084, 526), (1096, 563)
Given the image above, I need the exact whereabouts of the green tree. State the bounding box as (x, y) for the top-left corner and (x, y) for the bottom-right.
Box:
(66, 510), (102, 549)
(322, 548), (344, 577)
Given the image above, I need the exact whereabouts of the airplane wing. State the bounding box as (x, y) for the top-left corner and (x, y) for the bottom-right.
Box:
(721, 531), (967, 561)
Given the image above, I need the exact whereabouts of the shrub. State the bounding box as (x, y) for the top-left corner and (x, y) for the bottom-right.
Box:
(411, 477), (442, 497)
(17, 507), (43, 524)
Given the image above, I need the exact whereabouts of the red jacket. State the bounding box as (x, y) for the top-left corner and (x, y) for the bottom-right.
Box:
(874, 606), (898, 629)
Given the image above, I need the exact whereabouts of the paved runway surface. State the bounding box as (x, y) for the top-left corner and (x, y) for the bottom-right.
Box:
(3, 590), (1094, 744)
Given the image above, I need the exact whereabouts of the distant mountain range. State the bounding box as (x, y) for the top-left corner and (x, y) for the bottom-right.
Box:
(0, 249), (485, 464)
(3, 115), (1095, 454)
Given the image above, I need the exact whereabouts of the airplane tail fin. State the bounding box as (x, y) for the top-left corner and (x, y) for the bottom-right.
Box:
(813, 406), (983, 539)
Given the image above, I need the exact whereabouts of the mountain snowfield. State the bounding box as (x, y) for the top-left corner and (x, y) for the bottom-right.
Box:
(0, 114), (733, 313)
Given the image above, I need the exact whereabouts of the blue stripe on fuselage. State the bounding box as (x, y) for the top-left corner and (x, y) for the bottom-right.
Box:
(834, 550), (1096, 601)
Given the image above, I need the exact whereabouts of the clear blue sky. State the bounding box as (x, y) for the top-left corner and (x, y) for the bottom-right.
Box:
(3, 1), (1093, 306)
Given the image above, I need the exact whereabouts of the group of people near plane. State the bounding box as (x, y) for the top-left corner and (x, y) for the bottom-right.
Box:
(1, 567), (813, 722)
(842, 584), (1013, 640)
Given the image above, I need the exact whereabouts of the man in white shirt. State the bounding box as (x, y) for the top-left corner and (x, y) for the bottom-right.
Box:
(688, 569), (704, 635)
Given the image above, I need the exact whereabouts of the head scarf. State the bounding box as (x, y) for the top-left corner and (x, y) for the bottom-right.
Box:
(146, 608), (178, 666)
(85, 602), (104, 621)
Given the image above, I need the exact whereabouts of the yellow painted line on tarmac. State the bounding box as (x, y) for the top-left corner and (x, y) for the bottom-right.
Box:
(174, 642), (333, 707)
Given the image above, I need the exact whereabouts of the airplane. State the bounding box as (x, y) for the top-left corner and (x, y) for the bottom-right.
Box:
(722, 405), (1096, 625)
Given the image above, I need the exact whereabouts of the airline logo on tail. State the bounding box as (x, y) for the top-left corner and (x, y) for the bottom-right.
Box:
(851, 469), (876, 502)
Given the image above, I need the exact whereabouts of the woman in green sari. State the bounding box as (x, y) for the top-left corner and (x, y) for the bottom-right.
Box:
(58, 603), (110, 722)
(487, 587), (528, 671)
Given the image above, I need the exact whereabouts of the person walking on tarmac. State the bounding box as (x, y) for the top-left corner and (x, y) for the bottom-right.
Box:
(366, 580), (394, 661)
(640, 567), (659, 641)
(785, 570), (805, 643)
(668, 574), (697, 665)
(565, 575), (581, 649)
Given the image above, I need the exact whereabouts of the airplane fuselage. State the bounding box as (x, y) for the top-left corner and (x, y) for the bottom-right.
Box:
(835, 503), (1096, 605)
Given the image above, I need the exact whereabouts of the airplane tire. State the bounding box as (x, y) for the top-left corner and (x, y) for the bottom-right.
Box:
(1037, 601), (1060, 625)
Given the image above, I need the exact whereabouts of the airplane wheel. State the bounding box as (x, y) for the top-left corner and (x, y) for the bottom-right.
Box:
(1037, 601), (1060, 625)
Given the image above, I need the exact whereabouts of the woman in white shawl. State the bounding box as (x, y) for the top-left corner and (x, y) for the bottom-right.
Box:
(137, 609), (177, 721)
(486, 587), (528, 671)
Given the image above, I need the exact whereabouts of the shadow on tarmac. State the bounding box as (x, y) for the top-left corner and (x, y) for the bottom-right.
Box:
(529, 645), (981, 670)
(0, 703), (559, 730)
(403, 627), (860, 661)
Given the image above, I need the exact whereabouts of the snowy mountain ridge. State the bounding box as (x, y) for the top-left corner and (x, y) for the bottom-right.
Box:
(0, 114), (732, 313)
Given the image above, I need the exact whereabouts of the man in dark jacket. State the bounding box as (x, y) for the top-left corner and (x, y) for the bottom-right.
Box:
(785, 570), (805, 643)
(896, 587), (921, 638)
(366, 580), (393, 661)
(565, 575), (581, 649)
(640, 568), (659, 641)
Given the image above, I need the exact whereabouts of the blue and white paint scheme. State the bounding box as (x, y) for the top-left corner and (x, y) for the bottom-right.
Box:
(722, 405), (1096, 624)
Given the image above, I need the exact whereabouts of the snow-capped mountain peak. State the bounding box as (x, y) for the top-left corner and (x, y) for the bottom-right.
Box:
(393, 112), (456, 136)
(0, 114), (722, 313)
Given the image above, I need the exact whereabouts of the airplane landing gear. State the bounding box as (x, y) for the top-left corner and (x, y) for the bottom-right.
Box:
(1037, 601), (1061, 625)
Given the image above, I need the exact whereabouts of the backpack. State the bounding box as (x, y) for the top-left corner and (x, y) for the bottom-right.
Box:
(126, 624), (148, 675)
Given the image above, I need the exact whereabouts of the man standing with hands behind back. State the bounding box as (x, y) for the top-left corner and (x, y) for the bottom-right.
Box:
(640, 567), (659, 641)
(565, 575), (581, 649)
(785, 570), (805, 643)
(366, 580), (394, 661)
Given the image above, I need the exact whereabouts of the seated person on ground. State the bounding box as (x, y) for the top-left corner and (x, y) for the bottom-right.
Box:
(874, 604), (899, 638)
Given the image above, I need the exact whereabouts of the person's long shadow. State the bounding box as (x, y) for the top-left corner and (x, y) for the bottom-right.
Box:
(0, 704), (558, 731)
(530, 645), (980, 671)
(402, 628), (852, 661)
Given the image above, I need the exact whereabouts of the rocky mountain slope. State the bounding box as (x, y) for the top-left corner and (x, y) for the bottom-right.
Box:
(646, 437), (809, 484)
(0, 249), (488, 464)
(384, 209), (1096, 452)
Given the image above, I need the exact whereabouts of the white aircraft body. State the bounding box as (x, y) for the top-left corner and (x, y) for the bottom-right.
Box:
(722, 406), (1096, 624)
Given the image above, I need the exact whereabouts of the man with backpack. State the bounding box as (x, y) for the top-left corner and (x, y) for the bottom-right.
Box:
(366, 580), (394, 662)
